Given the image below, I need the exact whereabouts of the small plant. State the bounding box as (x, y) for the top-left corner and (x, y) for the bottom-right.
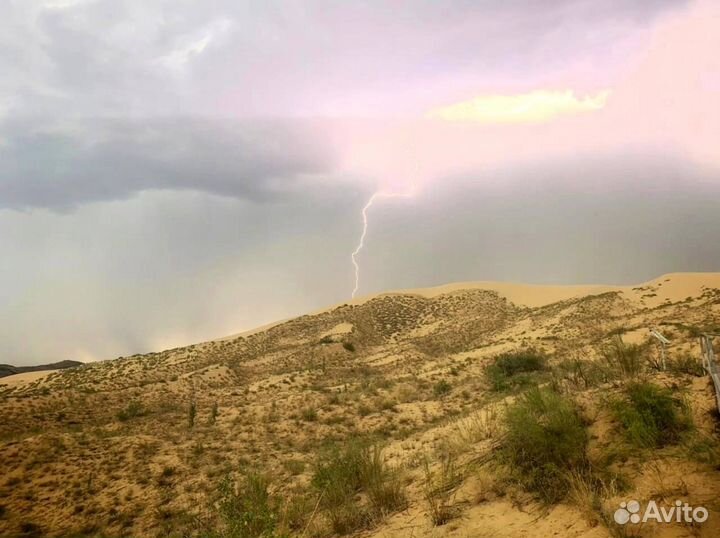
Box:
(188, 400), (197, 429)
(499, 387), (588, 503)
(484, 349), (546, 391)
(301, 407), (318, 422)
(283, 459), (306, 476)
(209, 402), (219, 425)
(600, 336), (644, 379)
(685, 433), (720, 468)
(422, 453), (462, 526)
(433, 379), (452, 397)
(311, 442), (405, 534)
(456, 406), (500, 444)
(157, 466), (176, 487)
(668, 353), (705, 377)
(211, 472), (279, 538)
(116, 400), (146, 422)
(376, 398), (397, 412)
(611, 382), (692, 448)
(554, 358), (607, 389)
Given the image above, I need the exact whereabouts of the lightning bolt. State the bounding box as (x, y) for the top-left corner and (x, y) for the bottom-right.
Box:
(351, 189), (415, 298)
(351, 192), (379, 299)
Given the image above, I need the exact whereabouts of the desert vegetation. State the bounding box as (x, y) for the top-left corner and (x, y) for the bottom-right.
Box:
(1, 274), (720, 537)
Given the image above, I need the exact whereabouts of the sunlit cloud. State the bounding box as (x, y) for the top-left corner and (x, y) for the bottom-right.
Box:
(426, 89), (611, 123)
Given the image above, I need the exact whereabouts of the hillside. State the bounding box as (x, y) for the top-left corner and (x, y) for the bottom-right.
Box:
(0, 360), (83, 379)
(1, 273), (719, 538)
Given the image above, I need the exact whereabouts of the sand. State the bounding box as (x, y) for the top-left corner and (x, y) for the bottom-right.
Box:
(0, 369), (57, 388)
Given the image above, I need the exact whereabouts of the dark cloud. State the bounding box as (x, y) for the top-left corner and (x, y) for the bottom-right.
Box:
(0, 118), (337, 210)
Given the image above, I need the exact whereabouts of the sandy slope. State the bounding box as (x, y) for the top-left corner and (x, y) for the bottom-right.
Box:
(220, 272), (720, 342)
(0, 369), (56, 388)
(1, 271), (719, 538)
(370, 272), (720, 307)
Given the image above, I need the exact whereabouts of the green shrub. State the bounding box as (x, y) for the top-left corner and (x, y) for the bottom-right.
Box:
(433, 380), (452, 397)
(212, 472), (279, 538)
(499, 387), (588, 503)
(611, 382), (692, 448)
(311, 442), (405, 534)
(484, 349), (546, 391)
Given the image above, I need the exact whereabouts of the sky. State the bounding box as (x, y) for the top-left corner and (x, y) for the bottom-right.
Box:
(1, 0), (719, 365)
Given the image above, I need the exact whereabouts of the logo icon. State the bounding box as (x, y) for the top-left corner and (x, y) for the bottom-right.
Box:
(614, 500), (709, 525)
(614, 500), (642, 525)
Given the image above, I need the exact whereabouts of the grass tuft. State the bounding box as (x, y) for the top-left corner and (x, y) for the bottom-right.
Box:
(611, 382), (692, 448)
(311, 442), (406, 534)
(499, 387), (587, 503)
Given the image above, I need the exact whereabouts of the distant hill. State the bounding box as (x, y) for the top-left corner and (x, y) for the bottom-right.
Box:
(0, 359), (83, 378)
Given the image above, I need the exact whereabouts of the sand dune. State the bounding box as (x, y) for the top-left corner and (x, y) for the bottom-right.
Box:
(2, 271), (719, 538)
(0, 369), (56, 388)
(368, 272), (720, 308)
(217, 272), (720, 342)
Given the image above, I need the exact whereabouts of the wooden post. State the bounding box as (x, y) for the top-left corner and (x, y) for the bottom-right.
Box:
(700, 334), (720, 413)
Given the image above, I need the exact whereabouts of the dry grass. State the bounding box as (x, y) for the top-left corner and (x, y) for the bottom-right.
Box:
(1, 277), (719, 537)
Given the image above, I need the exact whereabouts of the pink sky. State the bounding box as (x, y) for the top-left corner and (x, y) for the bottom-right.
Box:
(330, 0), (719, 193)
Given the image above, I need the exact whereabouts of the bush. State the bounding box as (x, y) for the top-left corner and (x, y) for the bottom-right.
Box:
(484, 349), (546, 391)
(554, 358), (607, 390)
(116, 400), (146, 422)
(301, 407), (318, 422)
(212, 473), (279, 538)
(311, 442), (405, 534)
(668, 353), (705, 377)
(499, 387), (588, 503)
(204, 472), (311, 538)
(600, 337), (644, 378)
(611, 382), (692, 448)
(433, 380), (452, 397)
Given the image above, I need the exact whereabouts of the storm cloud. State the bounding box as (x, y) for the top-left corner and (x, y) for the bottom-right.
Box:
(0, 118), (337, 210)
